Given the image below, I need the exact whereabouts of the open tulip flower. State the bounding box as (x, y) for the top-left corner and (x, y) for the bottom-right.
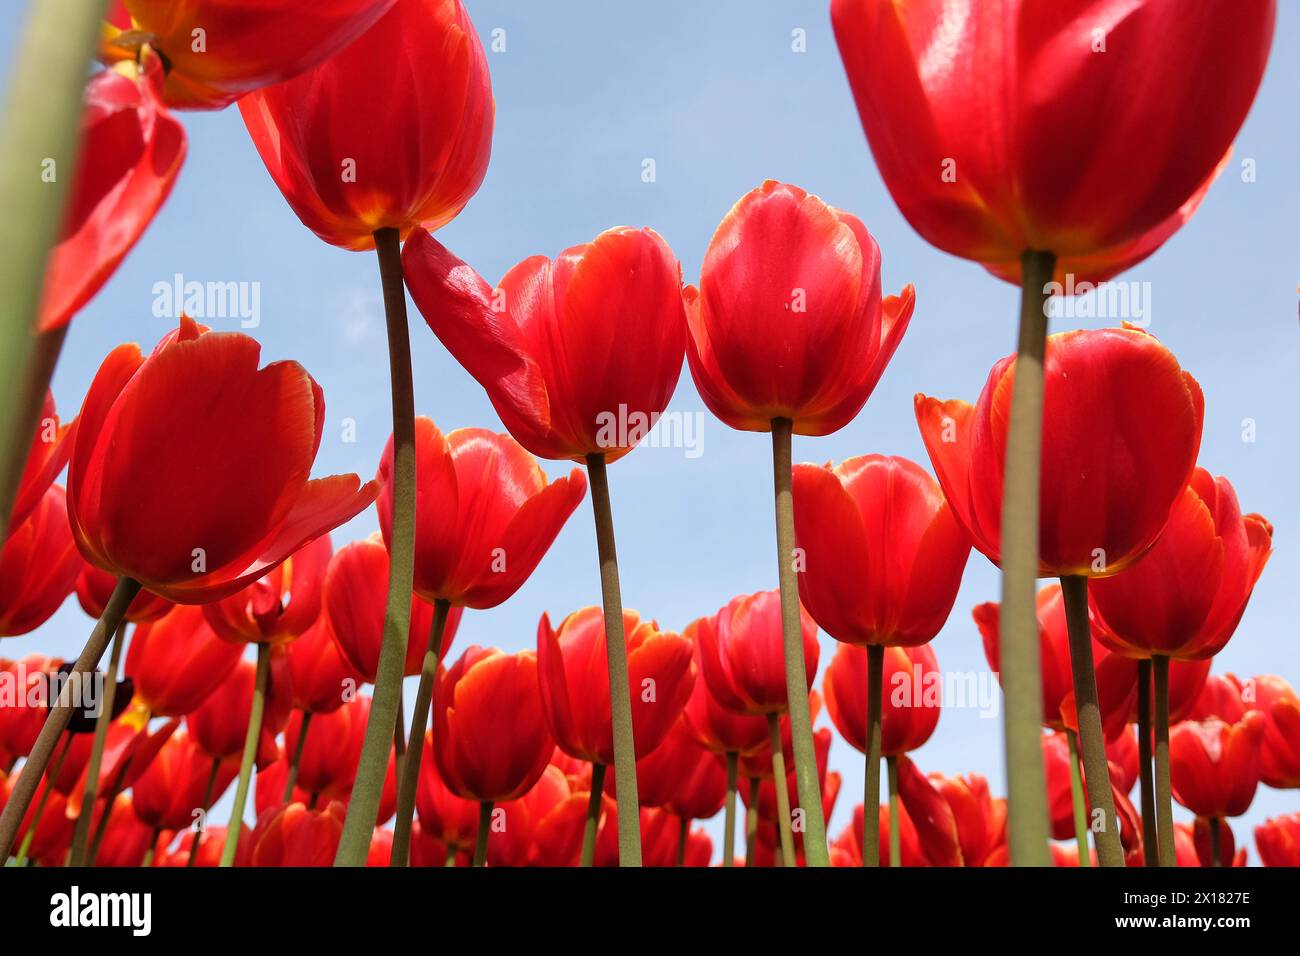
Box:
(0, 486), (81, 637)
(203, 534), (333, 646)
(488, 765), (589, 868)
(104, 0), (397, 111)
(831, 802), (926, 868)
(896, 758), (1008, 868)
(1255, 813), (1300, 867)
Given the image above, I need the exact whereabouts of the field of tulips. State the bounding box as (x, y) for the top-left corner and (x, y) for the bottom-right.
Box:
(3, 0), (1300, 916)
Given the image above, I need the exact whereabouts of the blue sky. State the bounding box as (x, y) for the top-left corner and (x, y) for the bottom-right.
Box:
(5, 0), (1299, 860)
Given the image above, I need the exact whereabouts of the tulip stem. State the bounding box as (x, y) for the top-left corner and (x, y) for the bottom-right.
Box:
(723, 752), (737, 866)
(141, 827), (161, 867)
(283, 711), (312, 802)
(13, 731), (72, 866)
(1209, 816), (1222, 867)
(745, 777), (759, 867)
(188, 757), (221, 867)
(473, 800), (492, 867)
(1066, 729), (1091, 867)
(337, 227), (418, 866)
(391, 598), (451, 866)
(580, 762), (606, 867)
(676, 815), (689, 866)
(767, 713), (797, 867)
(998, 250), (1056, 866)
(1152, 655), (1176, 867)
(770, 417), (829, 866)
(220, 642), (270, 867)
(585, 452), (642, 867)
(0, 0), (108, 544)
(1137, 659), (1158, 866)
(861, 644), (884, 867)
(67, 618), (127, 866)
(0, 576), (139, 858)
(887, 755), (901, 867)
(1060, 575), (1122, 866)
(0, 325), (67, 541)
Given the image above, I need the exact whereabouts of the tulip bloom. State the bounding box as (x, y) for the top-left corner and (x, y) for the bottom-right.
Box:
(77, 562), (171, 625)
(1188, 673), (1250, 724)
(681, 630), (769, 759)
(824, 643), (941, 757)
(488, 765), (589, 867)
(896, 759), (1008, 867)
(250, 800), (347, 867)
(0, 486), (81, 636)
(629, 719), (727, 821)
(1251, 675), (1300, 789)
(1255, 813), (1300, 867)
(125, 605), (243, 716)
(684, 181), (913, 435)
(204, 534), (333, 646)
(831, 802), (925, 868)
(0, 656), (65, 758)
(155, 824), (251, 867)
(1170, 714), (1265, 819)
(105, 0), (396, 110)
(283, 615), (362, 716)
(39, 57), (185, 331)
(595, 805), (714, 868)
(281, 697), (369, 802)
(8, 391), (72, 532)
(415, 732), (481, 861)
(831, 0), (1275, 285)
(695, 591), (818, 717)
(975, 584), (1078, 731)
(186, 659), (286, 764)
(132, 729), (237, 833)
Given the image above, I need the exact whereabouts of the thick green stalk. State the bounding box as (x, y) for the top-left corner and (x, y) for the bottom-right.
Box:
(862, 644), (884, 867)
(69, 620), (127, 866)
(1153, 655), (1176, 867)
(767, 713), (796, 867)
(390, 598), (451, 866)
(770, 418), (828, 866)
(336, 227), (417, 865)
(998, 250), (1056, 866)
(14, 731), (73, 866)
(1066, 729), (1091, 867)
(580, 762), (606, 867)
(473, 801), (493, 867)
(585, 453), (642, 866)
(220, 643), (271, 867)
(886, 756), (900, 868)
(0, 577), (139, 858)
(723, 752), (738, 866)
(1136, 659), (1158, 866)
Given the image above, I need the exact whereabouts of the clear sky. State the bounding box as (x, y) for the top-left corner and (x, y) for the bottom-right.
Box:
(5, 1), (1298, 860)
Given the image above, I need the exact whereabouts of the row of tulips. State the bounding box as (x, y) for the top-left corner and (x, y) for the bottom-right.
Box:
(0, 0), (1291, 868)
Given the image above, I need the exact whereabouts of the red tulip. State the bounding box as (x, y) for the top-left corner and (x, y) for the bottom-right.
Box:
(742, 723), (839, 838)
(683, 181), (913, 435)
(1188, 673), (1250, 724)
(626, 718), (727, 820)
(12, 784), (73, 866)
(281, 696), (369, 801)
(204, 534), (332, 645)
(1187, 817), (1247, 867)
(918, 327), (1203, 576)
(538, 607), (695, 764)
(680, 623), (769, 758)
(414, 731), (479, 856)
(1169, 713), (1265, 818)
(38, 57), (185, 330)
(976, 585), (1082, 730)
(694, 590), (817, 716)
(1249, 675), (1300, 790)
(76, 561), (171, 624)
(323, 534), (462, 681)
(0, 656), (64, 757)
(250, 800), (346, 867)
(186, 658), (286, 763)
(366, 827), (394, 867)
(283, 614), (362, 715)
(824, 643), (940, 757)
(595, 805), (713, 868)
(1042, 730), (1141, 843)
(896, 758), (1007, 867)
(831, 0), (1275, 284)
(154, 824), (251, 867)
(403, 226), (687, 464)
(125, 605), (243, 716)
(1107, 729), (1140, 796)
(737, 694), (824, 783)
(377, 420), (586, 608)
(132, 729), (236, 833)
(1255, 813), (1300, 867)
(68, 318), (377, 603)
(65, 710), (180, 818)
(1089, 469), (1272, 659)
(8, 390), (72, 531)
(830, 801), (925, 867)
(0, 486), (80, 636)
(488, 765), (588, 867)
(409, 821), (462, 868)
(433, 646), (554, 803)
(85, 793), (156, 867)
(106, 0), (397, 110)
(239, 0), (490, 246)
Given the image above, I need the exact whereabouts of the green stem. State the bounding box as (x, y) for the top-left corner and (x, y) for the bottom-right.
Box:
(887, 755), (901, 867)
(580, 762), (606, 867)
(770, 417), (828, 867)
(676, 814), (688, 866)
(14, 730), (72, 865)
(0, 0), (109, 543)
(1, 325), (66, 540)
(997, 250), (1056, 866)
(722, 752), (737, 866)
(862, 644), (883, 868)
(1137, 658), (1158, 867)
(188, 757), (220, 867)
(335, 226), (417, 866)
(390, 598), (450, 866)
(283, 710), (312, 802)
(1153, 655), (1176, 867)
(219, 642), (271, 867)
(1209, 816), (1222, 867)
(745, 777), (759, 867)
(767, 712), (796, 867)
(473, 800), (492, 867)
(141, 827), (160, 867)
(0, 577), (139, 858)
(1066, 729), (1091, 867)
(69, 619), (127, 865)
(444, 845), (457, 867)
(585, 452), (642, 867)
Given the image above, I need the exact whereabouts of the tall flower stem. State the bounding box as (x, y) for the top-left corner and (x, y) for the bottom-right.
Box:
(1209, 816), (1222, 867)
(188, 757), (220, 867)
(336, 226), (417, 866)
(676, 815), (688, 866)
(745, 777), (759, 867)
(770, 417), (828, 866)
(0, 0), (108, 542)
(1066, 729), (1091, 867)
(766, 713), (796, 867)
(998, 250), (1056, 866)
(390, 598), (451, 866)
(219, 642), (270, 867)
(0, 325), (66, 543)
(68, 619), (127, 865)
(283, 711), (312, 801)
(886, 755), (900, 867)
(1152, 654), (1176, 867)
(473, 800), (493, 867)
(580, 762), (606, 867)
(585, 452), (641, 866)
(722, 752), (738, 866)
(862, 644), (884, 868)
(0, 577), (139, 857)
(1136, 659), (1158, 866)
(13, 731), (72, 866)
